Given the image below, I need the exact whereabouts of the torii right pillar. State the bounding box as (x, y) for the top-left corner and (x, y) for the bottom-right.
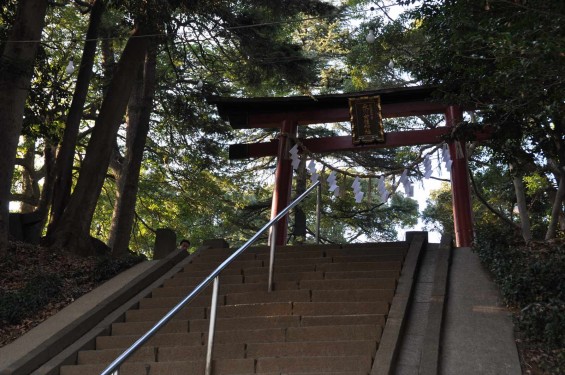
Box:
(446, 106), (474, 247)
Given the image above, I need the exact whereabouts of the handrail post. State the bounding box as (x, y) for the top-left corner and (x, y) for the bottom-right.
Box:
(268, 226), (277, 292)
(316, 182), (321, 244)
(205, 276), (220, 375)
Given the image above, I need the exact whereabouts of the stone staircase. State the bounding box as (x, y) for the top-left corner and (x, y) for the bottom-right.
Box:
(59, 241), (413, 375)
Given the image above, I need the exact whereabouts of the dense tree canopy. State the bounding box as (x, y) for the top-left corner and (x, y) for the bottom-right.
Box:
(0, 0), (563, 258)
(401, 0), (565, 240)
(0, 0), (421, 258)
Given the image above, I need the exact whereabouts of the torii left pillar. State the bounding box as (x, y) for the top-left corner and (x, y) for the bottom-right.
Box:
(446, 106), (474, 247)
(271, 118), (297, 246)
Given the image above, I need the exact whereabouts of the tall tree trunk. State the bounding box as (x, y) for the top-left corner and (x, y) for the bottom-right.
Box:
(546, 173), (565, 240)
(109, 41), (157, 257)
(38, 143), (57, 233)
(510, 165), (532, 242)
(0, 0), (48, 252)
(19, 140), (40, 213)
(50, 27), (148, 256)
(47, 0), (105, 239)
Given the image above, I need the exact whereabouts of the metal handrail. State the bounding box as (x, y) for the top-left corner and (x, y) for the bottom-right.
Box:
(100, 180), (321, 375)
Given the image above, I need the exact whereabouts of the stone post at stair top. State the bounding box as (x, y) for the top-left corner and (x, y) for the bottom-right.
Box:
(153, 228), (177, 259)
(405, 231), (429, 244)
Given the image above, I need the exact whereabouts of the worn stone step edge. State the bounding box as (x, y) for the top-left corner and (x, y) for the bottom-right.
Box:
(62, 356), (372, 375)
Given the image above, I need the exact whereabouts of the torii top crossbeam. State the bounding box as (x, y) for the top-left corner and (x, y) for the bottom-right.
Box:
(210, 86), (444, 128)
(208, 85), (479, 247)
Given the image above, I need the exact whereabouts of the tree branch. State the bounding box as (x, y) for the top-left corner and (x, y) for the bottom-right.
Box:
(469, 170), (521, 229)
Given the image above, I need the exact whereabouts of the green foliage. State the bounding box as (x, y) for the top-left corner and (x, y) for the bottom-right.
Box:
(345, 5), (413, 90)
(405, 0), (565, 198)
(93, 253), (145, 282)
(0, 1), (17, 42)
(520, 302), (565, 351)
(314, 174), (418, 243)
(422, 182), (453, 235)
(475, 228), (565, 351)
(0, 274), (62, 325)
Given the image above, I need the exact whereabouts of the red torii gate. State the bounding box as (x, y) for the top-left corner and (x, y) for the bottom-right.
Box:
(209, 86), (485, 247)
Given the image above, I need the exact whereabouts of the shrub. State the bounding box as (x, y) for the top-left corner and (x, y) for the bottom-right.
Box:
(0, 274), (62, 325)
(475, 230), (565, 351)
(93, 253), (145, 283)
(519, 301), (565, 349)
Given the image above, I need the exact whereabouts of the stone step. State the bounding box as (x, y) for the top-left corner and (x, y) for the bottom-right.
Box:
(77, 343), (246, 364)
(189, 316), (301, 332)
(243, 264), (317, 275)
(255, 355), (373, 374)
(324, 247), (406, 257)
(97, 324), (381, 353)
(330, 254), (405, 263)
(199, 242), (405, 257)
(175, 266), (242, 277)
(151, 282), (268, 298)
(190, 252), (257, 263)
(244, 271), (323, 284)
(339, 242), (406, 250)
(211, 328), (287, 345)
(283, 324), (382, 342)
(201, 324), (381, 344)
(111, 320), (188, 336)
(61, 358), (255, 375)
(299, 278), (397, 291)
(203, 245), (343, 257)
(324, 270), (400, 280)
(317, 261), (402, 272)
(125, 306), (206, 322)
(246, 340), (377, 358)
(254, 250), (327, 261)
(139, 294), (221, 309)
(163, 274), (243, 287)
(292, 302), (389, 316)
(217, 302), (293, 318)
(247, 245), (326, 254)
(77, 346), (156, 365)
(127, 291), (391, 324)
(181, 259), (264, 272)
(178, 258), (403, 281)
(159, 343), (245, 360)
(96, 332), (202, 350)
(225, 290), (311, 305)
(300, 314), (385, 327)
(190, 314), (384, 333)
(112, 312), (384, 337)
(132, 303), (385, 324)
(274, 257), (333, 267)
(311, 289), (394, 303)
(164, 269), (400, 290)
(60, 242), (405, 375)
